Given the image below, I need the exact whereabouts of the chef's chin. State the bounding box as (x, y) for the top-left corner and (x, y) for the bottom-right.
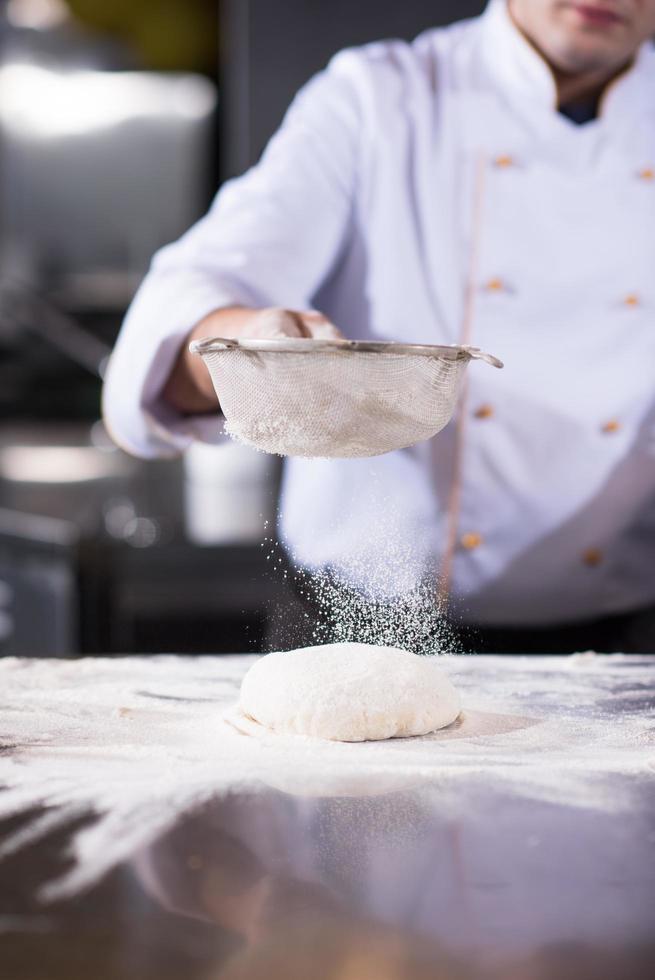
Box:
(510, 0), (642, 75)
(549, 6), (632, 68)
(545, 32), (631, 76)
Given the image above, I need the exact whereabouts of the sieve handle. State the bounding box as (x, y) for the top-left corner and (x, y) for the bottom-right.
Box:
(190, 337), (241, 355)
(189, 336), (504, 368)
(460, 346), (504, 369)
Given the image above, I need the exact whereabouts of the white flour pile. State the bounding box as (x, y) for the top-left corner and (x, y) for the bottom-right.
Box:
(0, 654), (653, 900)
(239, 643), (461, 741)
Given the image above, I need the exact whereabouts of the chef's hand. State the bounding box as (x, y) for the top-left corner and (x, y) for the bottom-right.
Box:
(163, 306), (343, 415)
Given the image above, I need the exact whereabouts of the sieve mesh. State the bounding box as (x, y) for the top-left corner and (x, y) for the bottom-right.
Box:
(191, 338), (503, 459)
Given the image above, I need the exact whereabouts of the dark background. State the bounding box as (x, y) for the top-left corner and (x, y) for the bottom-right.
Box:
(220, 0), (486, 177)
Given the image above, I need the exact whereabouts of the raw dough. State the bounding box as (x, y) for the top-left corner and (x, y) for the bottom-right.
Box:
(239, 643), (461, 742)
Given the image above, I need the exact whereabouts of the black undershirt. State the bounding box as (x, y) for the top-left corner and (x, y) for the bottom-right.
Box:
(558, 96), (600, 125)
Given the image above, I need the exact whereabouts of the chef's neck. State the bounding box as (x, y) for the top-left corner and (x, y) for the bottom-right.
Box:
(551, 60), (631, 109)
(507, 2), (634, 113)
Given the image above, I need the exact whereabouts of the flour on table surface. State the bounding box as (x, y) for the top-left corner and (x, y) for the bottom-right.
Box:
(0, 654), (653, 899)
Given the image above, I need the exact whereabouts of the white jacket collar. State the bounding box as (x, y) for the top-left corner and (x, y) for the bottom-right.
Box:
(480, 0), (655, 124)
(481, 0), (558, 111)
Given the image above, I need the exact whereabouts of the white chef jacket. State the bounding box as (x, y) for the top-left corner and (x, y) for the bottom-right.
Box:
(103, 0), (655, 627)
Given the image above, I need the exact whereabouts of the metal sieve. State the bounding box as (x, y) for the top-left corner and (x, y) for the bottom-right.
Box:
(190, 337), (503, 459)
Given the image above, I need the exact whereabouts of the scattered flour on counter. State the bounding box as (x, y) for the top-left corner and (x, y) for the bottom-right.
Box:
(239, 642), (461, 741)
(0, 655), (653, 901)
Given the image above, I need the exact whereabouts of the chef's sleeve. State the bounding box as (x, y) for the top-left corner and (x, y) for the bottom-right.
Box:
(102, 52), (362, 458)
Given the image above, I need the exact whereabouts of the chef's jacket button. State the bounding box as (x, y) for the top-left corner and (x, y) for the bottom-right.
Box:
(582, 548), (603, 567)
(493, 154), (515, 169)
(460, 532), (483, 551)
(473, 404), (494, 420)
(623, 293), (640, 308)
(601, 419), (621, 434)
(637, 167), (654, 181)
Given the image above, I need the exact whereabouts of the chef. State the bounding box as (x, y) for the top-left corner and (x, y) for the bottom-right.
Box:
(103, 0), (655, 652)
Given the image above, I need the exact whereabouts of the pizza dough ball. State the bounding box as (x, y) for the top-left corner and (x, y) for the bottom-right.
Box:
(239, 643), (461, 742)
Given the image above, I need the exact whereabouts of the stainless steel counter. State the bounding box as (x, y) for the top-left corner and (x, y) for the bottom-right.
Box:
(0, 653), (654, 979)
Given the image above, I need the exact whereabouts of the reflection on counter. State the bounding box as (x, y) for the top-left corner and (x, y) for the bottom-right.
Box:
(2, 780), (654, 980)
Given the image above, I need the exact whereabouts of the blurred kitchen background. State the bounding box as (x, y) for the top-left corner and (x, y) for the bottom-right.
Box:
(0, 0), (483, 656)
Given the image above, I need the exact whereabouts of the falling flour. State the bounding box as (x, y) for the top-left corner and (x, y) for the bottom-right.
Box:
(261, 503), (463, 657)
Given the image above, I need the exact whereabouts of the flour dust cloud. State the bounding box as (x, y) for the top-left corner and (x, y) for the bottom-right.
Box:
(261, 464), (462, 655)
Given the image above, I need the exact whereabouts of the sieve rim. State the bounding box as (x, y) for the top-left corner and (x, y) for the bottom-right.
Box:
(190, 336), (503, 368)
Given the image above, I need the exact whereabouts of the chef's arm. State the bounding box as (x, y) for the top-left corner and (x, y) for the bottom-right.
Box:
(163, 306), (342, 416)
(103, 50), (361, 458)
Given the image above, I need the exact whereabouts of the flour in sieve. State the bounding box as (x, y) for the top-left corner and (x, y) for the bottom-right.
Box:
(225, 413), (385, 459)
(213, 346), (468, 459)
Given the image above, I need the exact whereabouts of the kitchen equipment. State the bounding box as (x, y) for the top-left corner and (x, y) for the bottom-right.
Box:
(190, 336), (503, 458)
(183, 440), (278, 545)
(0, 422), (295, 655)
(0, 8), (218, 422)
